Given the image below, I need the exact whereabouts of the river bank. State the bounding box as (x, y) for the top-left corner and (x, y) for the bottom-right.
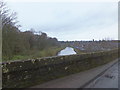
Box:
(3, 46), (65, 61)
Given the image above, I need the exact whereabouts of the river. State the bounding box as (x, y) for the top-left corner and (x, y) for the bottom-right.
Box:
(57, 47), (76, 56)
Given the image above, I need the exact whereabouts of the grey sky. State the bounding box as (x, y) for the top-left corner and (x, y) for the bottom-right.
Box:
(7, 2), (118, 41)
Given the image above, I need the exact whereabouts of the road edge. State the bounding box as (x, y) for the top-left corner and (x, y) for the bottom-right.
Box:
(79, 59), (119, 88)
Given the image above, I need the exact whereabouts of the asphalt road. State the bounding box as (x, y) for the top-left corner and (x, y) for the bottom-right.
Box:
(85, 61), (119, 88)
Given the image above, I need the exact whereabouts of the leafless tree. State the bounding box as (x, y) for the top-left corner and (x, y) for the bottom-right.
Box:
(0, 1), (18, 28)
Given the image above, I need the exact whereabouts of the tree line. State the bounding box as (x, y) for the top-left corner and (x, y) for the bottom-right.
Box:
(1, 1), (60, 60)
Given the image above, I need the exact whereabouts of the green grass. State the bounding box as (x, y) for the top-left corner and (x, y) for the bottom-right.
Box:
(12, 55), (26, 60)
(73, 48), (86, 55)
(3, 46), (65, 61)
(28, 46), (65, 59)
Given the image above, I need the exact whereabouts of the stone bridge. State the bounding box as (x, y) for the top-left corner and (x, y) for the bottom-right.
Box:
(2, 49), (119, 88)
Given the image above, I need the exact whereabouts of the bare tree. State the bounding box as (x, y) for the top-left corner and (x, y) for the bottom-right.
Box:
(0, 1), (18, 28)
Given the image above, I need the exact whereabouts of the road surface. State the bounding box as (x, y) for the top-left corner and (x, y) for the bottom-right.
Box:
(85, 61), (118, 88)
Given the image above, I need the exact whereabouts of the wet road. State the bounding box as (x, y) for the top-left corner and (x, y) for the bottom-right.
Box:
(85, 61), (119, 88)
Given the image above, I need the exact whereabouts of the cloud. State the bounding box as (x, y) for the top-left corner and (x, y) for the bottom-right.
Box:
(7, 2), (118, 41)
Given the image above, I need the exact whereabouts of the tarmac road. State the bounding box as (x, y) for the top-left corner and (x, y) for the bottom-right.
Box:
(85, 60), (119, 88)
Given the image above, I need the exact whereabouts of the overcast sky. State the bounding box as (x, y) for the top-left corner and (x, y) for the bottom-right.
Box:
(6, 1), (118, 41)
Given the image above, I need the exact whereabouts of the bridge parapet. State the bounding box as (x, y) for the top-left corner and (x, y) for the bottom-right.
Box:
(2, 49), (119, 88)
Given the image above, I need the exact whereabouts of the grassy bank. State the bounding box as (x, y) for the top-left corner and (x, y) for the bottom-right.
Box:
(3, 46), (65, 61)
(73, 48), (86, 54)
(31, 46), (65, 58)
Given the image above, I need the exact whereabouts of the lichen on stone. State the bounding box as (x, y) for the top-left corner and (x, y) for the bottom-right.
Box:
(61, 57), (63, 60)
(31, 59), (35, 64)
(48, 67), (51, 71)
(45, 62), (47, 65)
(7, 75), (10, 79)
(3, 68), (9, 73)
(8, 62), (11, 64)
(65, 66), (68, 70)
